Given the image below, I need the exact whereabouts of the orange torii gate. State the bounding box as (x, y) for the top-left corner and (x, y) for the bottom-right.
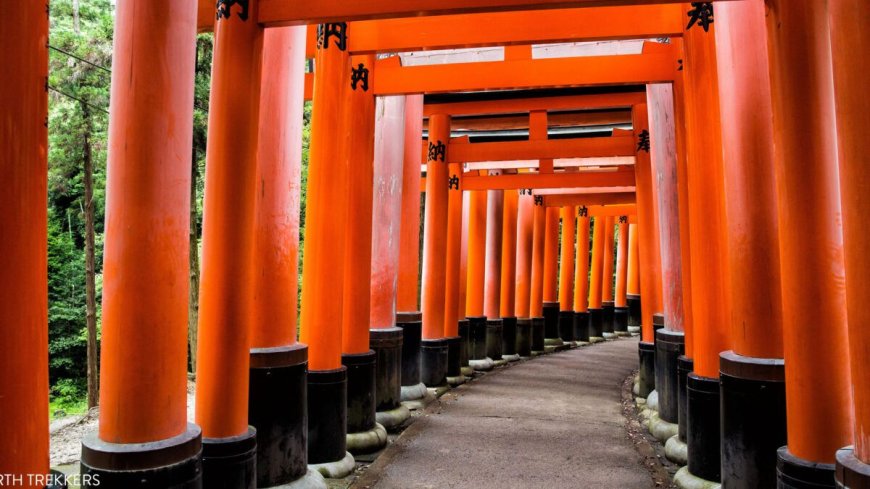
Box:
(5, 1), (868, 489)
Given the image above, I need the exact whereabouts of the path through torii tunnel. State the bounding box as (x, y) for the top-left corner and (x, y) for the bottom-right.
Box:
(2, 1), (869, 488)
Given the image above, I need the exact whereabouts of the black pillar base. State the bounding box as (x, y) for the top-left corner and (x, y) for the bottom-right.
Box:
(542, 301), (561, 342)
(573, 311), (590, 342)
(558, 311), (575, 343)
(342, 351), (377, 434)
(777, 447), (836, 488)
(836, 446), (870, 489)
(458, 319), (470, 368)
(80, 424), (203, 488)
(602, 301), (615, 335)
(501, 317), (518, 356)
(420, 338), (448, 387)
(531, 317), (545, 353)
(627, 294), (641, 327)
(516, 318), (532, 357)
(485, 319), (504, 360)
(396, 312), (422, 389)
(370, 328), (402, 412)
(677, 355), (694, 442)
(202, 428), (258, 489)
(307, 367), (348, 465)
(468, 316), (488, 361)
(445, 336), (462, 377)
(653, 313), (665, 338)
(654, 329), (684, 424)
(720, 351), (786, 489)
(588, 308), (604, 338)
(249, 344), (308, 487)
(687, 373), (721, 483)
(613, 306), (629, 334)
(638, 341), (655, 397)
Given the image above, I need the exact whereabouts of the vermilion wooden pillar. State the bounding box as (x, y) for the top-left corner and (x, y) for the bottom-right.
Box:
(483, 181), (506, 363)
(396, 95), (424, 402)
(542, 207), (562, 346)
(300, 21), (354, 472)
(2, 3), (51, 486)
(831, 0), (870, 485)
(626, 223), (641, 332)
(458, 195), (473, 372)
(600, 215), (616, 338)
(714, 2), (787, 486)
(500, 191), (520, 360)
(466, 185), (492, 369)
(248, 26), (311, 488)
(678, 9), (733, 483)
(587, 216), (605, 343)
(558, 206), (576, 344)
(443, 150), (466, 382)
(572, 211), (592, 344)
(397, 95), (424, 314)
(765, 1), (851, 485)
(370, 95), (411, 429)
(341, 53), (384, 453)
(613, 218), (629, 336)
(515, 193), (535, 356)
(529, 199), (547, 353)
(420, 113), (451, 386)
(647, 83), (686, 434)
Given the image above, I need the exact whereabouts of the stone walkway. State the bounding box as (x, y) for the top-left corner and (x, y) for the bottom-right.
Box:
(352, 338), (655, 489)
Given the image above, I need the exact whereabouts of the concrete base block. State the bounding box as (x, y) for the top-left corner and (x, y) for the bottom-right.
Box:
(649, 412), (679, 443)
(271, 469), (327, 489)
(603, 332), (618, 340)
(401, 389), (435, 411)
(446, 375), (467, 387)
(493, 359), (508, 367)
(308, 452), (355, 480)
(544, 338), (564, 346)
(429, 385), (451, 398)
(574, 341), (590, 347)
(346, 423), (388, 455)
(469, 357), (495, 371)
(531, 350), (544, 357)
(400, 382), (427, 402)
(616, 331), (632, 337)
(502, 354), (521, 362)
(674, 466), (721, 489)
(633, 377), (640, 397)
(375, 405), (411, 431)
(628, 326), (641, 334)
(589, 336), (605, 344)
(461, 366), (474, 377)
(647, 390), (659, 412)
(666, 435), (688, 466)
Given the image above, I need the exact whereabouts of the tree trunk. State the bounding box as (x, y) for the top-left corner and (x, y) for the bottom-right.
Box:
(82, 103), (98, 408)
(188, 146), (200, 374)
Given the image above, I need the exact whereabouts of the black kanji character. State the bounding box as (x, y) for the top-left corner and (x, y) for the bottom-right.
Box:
(637, 130), (651, 153)
(686, 2), (714, 32)
(216, 0), (249, 21)
(317, 23), (348, 51)
(428, 141), (446, 162)
(448, 174), (460, 190)
(351, 63), (369, 91)
(578, 206), (588, 217)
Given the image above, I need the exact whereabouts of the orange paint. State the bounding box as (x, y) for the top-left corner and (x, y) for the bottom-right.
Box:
(443, 161), (464, 336)
(830, 0), (870, 463)
(466, 189), (488, 317)
(421, 113), (451, 339)
(463, 170), (634, 191)
(588, 217), (604, 310)
(573, 214), (591, 313)
(529, 201), (546, 317)
(252, 26), (306, 349)
(342, 54), (377, 354)
(500, 191), (519, 318)
(370, 96), (407, 329)
(196, 0), (264, 440)
(447, 135), (634, 163)
(601, 216), (615, 303)
(614, 221), (628, 308)
(627, 223), (640, 296)
(714, 0), (782, 359)
(682, 11), (733, 381)
(397, 95), (424, 312)
(765, 0), (851, 463)
(1, 1), (50, 480)
(542, 207), (560, 302)
(633, 105), (662, 344)
(559, 207), (576, 311)
(299, 21), (352, 372)
(484, 185), (505, 318)
(424, 92), (645, 118)
(515, 194), (535, 318)
(459, 197), (470, 319)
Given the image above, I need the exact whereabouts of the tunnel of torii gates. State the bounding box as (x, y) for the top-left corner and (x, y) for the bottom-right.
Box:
(2, 0), (869, 488)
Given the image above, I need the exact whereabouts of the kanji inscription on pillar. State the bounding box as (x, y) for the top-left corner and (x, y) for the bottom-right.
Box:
(448, 174), (460, 190)
(317, 22), (348, 51)
(686, 2), (714, 32)
(637, 130), (651, 153)
(216, 0), (249, 21)
(428, 140), (446, 162)
(519, 188), (533, 196)
(578, 206), (588, 217)
(351, 63), (369, 91)
(534, 196), (544, 206)
(619, 216), (628, 224)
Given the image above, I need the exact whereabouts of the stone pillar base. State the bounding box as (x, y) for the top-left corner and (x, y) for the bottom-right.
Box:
(202, 427), (258, 489)
(836, 446), (870, 489)
(777, 447), (835, 488)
